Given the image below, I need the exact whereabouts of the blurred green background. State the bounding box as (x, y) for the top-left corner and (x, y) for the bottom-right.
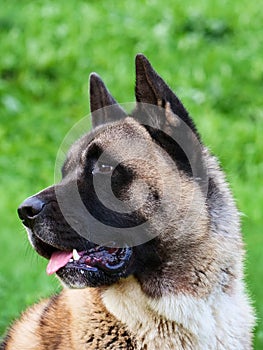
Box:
(0, 0), (262, 347)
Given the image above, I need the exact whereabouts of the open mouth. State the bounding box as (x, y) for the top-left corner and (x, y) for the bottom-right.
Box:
(46, 245), (133, 276)
(27, 230), (134, 288)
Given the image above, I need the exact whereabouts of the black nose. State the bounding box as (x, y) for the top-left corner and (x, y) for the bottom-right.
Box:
(18, 196), (45, 227)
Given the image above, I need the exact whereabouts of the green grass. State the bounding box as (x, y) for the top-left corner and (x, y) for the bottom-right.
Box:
(0, 0), (262, 347)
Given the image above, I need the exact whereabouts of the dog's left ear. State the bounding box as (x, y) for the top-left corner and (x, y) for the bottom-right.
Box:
(134, 54), (199, 139)
(89, 73), (127, 128)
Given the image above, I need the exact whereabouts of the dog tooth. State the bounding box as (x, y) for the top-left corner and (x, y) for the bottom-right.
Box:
(69, 259), (73, 262)
(80, 270), (84, 274)
(73, 249), (81, 261)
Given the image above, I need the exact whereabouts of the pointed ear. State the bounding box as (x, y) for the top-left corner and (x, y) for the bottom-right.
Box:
(134, 55), (205, 180)
(135, 54), (199, 138)
(89, 73), (127, 128)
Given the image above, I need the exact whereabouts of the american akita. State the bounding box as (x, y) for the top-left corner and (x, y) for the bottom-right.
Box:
(1, 54), (254, 349)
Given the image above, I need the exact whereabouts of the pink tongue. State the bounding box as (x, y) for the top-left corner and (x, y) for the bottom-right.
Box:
(46, 251), (73, 275)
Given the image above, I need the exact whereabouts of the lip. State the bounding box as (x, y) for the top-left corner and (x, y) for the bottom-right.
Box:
(30, 230), (133, 275)
(54, 245), (134, 288)
(59, 246), (133, 275)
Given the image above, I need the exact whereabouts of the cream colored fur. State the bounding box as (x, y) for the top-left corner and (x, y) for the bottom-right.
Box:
(102, 276), (254, 350)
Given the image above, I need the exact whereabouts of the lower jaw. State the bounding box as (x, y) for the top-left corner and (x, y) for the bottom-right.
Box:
(56, 265), (127, 289)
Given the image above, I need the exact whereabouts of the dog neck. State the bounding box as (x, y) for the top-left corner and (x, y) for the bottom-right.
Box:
(101, 275), (253, 350)
(102, 276), (198, 349)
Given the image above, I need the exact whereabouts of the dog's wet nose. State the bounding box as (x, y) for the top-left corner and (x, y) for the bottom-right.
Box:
(18, 196), (45, 227)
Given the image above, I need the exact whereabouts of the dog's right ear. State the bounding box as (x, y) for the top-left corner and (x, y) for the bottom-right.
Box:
(134, 54), (199, 139)
(89, 73), (127, 128)
(134, 54), (205, 179)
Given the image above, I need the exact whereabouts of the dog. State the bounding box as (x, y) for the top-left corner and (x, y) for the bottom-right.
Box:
(1, 54), (255, 349)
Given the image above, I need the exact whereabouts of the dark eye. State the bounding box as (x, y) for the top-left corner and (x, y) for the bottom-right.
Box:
(92, 162), (114, 175)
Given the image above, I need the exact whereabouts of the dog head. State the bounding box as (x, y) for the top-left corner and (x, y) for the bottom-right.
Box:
(17, 55), (241, 298)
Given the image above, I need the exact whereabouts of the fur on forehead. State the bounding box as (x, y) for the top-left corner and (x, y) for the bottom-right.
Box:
(63, 117), (154, 176)
(87, 117), (169, 183)
(92, 117), (152, 147)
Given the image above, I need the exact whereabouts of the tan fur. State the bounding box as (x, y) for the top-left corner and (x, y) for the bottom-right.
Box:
(4, 274), (253, 349)
(4, 289), (136, 350)
(4, 300), (49, 350)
